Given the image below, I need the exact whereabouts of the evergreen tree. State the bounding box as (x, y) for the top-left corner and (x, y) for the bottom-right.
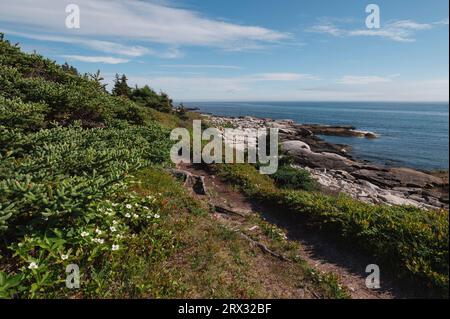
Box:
(112, 73), (131, 98)
(62, 62), (78, 75)
(156, 92), (173, 113)
(88, 70), (107, 92)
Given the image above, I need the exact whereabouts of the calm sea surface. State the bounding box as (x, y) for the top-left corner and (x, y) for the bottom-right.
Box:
(183, 101), (449, 171)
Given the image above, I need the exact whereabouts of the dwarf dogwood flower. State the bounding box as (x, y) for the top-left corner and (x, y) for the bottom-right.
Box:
(28, 262), (38, 270)
(92, 238), (104, 244)
(110, 226), (117, 232)
(61, 254), (69, 260)
(125, 213), (131, 218)
(113, 220), (119, 225)
(112, 203), (119, 207)
(95, 228), (102, 235)
(133, 214), (139, 219)
(126, 204), (132, 209)
(154, 214), (160, 219)
(81, 231), (89, 237)
(112, 245), (120, 251)
(143, 206), (149, 210)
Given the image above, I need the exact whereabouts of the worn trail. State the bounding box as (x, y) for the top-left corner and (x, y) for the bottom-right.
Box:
(173, 163), (430, 299)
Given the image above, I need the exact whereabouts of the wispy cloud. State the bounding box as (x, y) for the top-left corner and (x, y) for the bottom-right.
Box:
(308, 18), (448, 42)
(0, 0), (290, 51)
(124, 74), (448, 101)
(307, 24), (344, 37)
(160, 64), (242, 70)
(61, 55), (130, 64)
(252, 73), (318, 81)
(337, 75), (394, 85)
(0, 29), (178, 58)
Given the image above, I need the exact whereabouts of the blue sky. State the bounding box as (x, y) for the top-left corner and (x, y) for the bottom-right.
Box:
(0, 0), (448, 101)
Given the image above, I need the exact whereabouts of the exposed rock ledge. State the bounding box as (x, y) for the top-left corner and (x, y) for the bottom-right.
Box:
(204, 114), (448, 210)
(296, 124), (378, 139)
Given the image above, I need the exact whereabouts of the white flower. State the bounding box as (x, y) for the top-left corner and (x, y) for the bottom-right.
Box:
(113, 220), (119, 225)
(81, 231), (89, 237)
(133, 214), (139, 219)
(112, 245), (120, 251)
(112, 203), (119, 207)
(110, 226), (117, 232)
(134, 203), (139, 207)
(116, 234), (124, 239)
(125, 213), (131, 218)
(61, 254), (69, 261)
(154, 214), (160, 219)
(28, 262), (38, 270)
(95, 228), (102, 235)
(143, 206), (149, 210)
(92, 238), (104, 244)
(126, 204), (132, 209)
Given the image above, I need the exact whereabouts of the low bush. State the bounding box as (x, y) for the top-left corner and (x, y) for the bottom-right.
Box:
(271, 165), (318, 191)
(0, 122), (172, 239)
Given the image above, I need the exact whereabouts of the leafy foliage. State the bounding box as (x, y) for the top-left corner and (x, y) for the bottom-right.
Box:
(0, 34), (181, 298)
(0, 36), (174, 129)
(0, 123), (171, 238)
(271, 165), (318, 191)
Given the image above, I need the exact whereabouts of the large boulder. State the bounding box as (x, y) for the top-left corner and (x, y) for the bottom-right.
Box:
(352, 167), (445, 188)
(377, 194), (421, 207)
(281, 141), (355, 171)
(388, 167), (445, 188)
(281, 140), (311, 152)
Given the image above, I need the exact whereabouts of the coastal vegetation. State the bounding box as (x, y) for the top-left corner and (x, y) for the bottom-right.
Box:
(0, 34), (346, 299)
(0, 33), (448, 298)
(213, 163), (449, 296)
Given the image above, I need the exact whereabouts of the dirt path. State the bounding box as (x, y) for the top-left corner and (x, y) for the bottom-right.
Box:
(176, 163), (430, 299)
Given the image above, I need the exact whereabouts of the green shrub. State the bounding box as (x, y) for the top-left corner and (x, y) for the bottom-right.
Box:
(272, 165), (318, 191)
(0, 123), (171, 238)
(0, 96), (48, 130)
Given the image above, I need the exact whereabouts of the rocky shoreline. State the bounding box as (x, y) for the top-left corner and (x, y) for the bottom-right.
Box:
(204, 114), (449, 211)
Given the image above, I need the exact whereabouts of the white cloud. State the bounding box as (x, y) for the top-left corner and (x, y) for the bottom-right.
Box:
(114, 72), (317, 99)
(252, 73), (317, 81)
(298, 79), (449, 102)
(307, 24), (343, 36)
(0, 0), (290, 50)
(120, 73), (448, 102)
(61, 55), (130, 64)
(160, 64), (242, 70)
(0, 29), (176, 58)
(337, 75), (393, 85)
(309, 18), (447, 42)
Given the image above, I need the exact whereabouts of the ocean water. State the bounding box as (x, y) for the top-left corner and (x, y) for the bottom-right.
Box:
(183, 101), (449, 171)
